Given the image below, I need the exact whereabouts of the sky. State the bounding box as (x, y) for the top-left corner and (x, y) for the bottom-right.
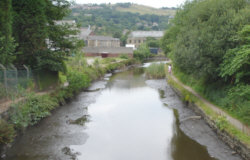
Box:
(74, 0), (187, 8)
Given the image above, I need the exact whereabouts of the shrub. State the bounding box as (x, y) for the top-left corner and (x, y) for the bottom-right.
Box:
(9, 94), (58, 130)
(66, 70), (91, 93)
(119, 54), (129, 59)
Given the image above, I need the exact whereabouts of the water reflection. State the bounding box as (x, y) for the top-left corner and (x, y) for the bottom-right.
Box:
(170, 110), (217, 160)
(70, 69), (216, 160)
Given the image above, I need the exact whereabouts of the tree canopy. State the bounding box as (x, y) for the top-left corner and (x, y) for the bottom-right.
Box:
(162, 0), (250, 82)
(161, 0), (250, 125)
(0, 0), (16, 65)
(0, 0), (82, 72)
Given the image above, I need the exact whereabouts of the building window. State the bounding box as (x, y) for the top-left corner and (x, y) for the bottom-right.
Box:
(138, 40), (141, 43)
(129, 40), (132, 43)
(134, 40), (136, 43)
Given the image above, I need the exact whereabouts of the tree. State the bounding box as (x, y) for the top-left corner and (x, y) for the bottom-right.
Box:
(163, 0), (249, 81)
(134, 44), (150, 60)
(146, 37), (160, 48)
(0, 0), (16, 65)
(12, 0), (48, 66)
(12, 0), (82, 72)
(220, 25), (250, 84)
(113, 31), (122, 39)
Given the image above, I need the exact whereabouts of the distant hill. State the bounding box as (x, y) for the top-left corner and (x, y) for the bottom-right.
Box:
(114, 3), (176, 16)
(67, 3), (175, 36)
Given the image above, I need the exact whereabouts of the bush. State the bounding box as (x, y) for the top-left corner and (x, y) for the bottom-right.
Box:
(84, 67), (105, 81)
(145, 63), (166, 79)
(9, 94), (58, 130)
(66, 70), (90, 93)
(119, 54), (129, 59)
(134, 44), (150, 61)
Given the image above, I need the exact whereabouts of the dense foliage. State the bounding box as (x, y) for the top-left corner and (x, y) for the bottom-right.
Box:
(165, 0), (249, 81)
(0, 0), (82, 71)
(162, 0), (250, 125)
(0, 0), (16, 65)
(67, 4), (171, 36)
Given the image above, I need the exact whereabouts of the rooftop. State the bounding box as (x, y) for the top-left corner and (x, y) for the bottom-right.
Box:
(129, 31), (164, 38)
(83, 47), (133, 54)
(87, 36), (119, 41)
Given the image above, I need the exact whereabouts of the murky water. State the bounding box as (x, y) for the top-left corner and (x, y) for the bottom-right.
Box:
(4, 67), (240, 160)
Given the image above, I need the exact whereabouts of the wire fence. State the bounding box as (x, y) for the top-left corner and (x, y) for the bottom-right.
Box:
(0, 64), (32, 101)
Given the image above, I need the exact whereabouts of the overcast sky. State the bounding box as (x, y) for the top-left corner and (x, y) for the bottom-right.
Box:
(74, 0), (187, 8)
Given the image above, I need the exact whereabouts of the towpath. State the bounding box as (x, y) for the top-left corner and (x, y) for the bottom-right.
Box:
(169, 74), (250, 136)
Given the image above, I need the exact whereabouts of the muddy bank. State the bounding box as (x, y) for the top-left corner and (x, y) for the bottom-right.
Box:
(146, 79), (242, 160)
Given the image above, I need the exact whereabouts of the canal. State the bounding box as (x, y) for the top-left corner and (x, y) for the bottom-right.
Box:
(4, 65), (242, 160)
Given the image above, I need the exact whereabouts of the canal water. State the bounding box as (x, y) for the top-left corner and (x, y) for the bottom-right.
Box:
(4, 66), (241, 160)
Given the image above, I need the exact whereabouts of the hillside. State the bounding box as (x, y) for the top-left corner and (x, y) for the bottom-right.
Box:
(68, 3), (174, 36)
(115, 4), (176, 16)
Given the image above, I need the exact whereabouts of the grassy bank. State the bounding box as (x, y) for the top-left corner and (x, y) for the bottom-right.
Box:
(172, 67), (250, 126)
(0, 56), (139, 146)
(166, 67), (250, 146)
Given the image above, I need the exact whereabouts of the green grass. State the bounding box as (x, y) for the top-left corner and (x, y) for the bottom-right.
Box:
(145, 63), (166, 79)
(115, 4), (176, 16)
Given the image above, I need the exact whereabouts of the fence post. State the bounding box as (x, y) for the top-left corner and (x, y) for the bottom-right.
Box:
(0, 63), (7, 93)
(10, 64), (18, 89)
(23, 65), (30, 79)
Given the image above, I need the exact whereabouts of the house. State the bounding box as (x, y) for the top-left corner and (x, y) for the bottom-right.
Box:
(86, 36), (120, 47)
(83, 47), (133, 58)
(78, 27), (95, 45)
(127, 31), (164, 48)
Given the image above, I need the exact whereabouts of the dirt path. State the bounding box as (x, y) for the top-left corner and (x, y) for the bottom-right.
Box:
(170, 74), (250, 135)
(0, 91), (51, 115)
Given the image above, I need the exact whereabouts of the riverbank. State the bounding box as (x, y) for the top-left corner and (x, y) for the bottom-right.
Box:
(2, 65), (240, 160)
(0, 57), (139, 157)
(165, 68), (250, 160)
